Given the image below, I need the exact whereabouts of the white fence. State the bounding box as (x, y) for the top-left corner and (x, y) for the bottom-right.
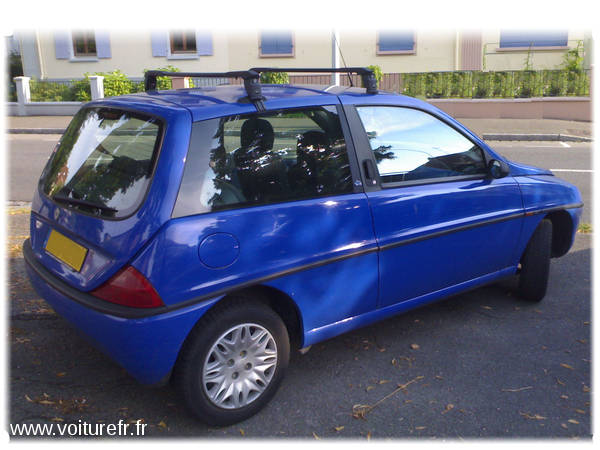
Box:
(10, 76), (104, 116)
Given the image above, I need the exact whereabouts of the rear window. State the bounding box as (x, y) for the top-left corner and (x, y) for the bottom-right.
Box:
(40, 107), (162, 219)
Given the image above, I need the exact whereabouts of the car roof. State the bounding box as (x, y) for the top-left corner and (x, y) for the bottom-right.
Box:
(100, 84), (427, 122)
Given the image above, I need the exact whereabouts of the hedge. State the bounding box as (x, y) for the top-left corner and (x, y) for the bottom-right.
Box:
(401, 69), (590, 99)
(24, 68), (590, 102)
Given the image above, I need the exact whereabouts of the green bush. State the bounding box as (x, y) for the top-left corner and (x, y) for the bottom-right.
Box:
(260, 71), (290, 84)
(367, 65), (383, 86)
(401, 69), (590, 99)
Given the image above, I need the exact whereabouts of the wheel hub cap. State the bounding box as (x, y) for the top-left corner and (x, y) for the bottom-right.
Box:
(202, 323), (277, 409)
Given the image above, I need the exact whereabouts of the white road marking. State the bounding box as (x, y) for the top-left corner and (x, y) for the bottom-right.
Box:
(550, 169), (593, 173)
(559, 142), (571, 148)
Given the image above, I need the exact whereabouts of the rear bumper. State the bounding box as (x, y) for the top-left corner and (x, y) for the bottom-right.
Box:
(23, 239), (216, 385)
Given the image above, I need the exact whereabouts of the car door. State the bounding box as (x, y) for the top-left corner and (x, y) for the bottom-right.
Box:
(343, 103), (524, 309)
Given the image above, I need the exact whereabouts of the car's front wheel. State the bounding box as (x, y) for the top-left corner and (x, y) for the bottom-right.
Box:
(517, 219), (553, 302)
(175, 296), (290, 426)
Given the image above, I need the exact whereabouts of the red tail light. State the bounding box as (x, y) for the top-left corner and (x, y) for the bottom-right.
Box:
(91, 266), (164, 308)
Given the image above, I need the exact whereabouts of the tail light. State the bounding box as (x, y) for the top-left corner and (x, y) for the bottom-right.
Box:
(91, 265), (164, 308)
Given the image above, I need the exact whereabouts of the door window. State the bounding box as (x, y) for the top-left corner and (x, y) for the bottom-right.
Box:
(173, 106), (353, 217)
(356, 106), (487, 184)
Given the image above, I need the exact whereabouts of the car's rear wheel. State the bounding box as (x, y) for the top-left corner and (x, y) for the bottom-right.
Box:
(175, 296), (290, 426)
(517, 219), (553, 302)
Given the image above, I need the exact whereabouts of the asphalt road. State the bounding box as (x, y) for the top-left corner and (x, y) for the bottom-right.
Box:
(6, 135), (592, 224)
(6, 134), (592, 438)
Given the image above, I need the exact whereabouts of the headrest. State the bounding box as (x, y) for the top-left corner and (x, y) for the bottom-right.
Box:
(240, 118), (275, 150)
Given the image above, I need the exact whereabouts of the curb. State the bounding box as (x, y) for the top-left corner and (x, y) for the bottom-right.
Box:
(482, 133), (592, 142)
(8, 128), (66, 134)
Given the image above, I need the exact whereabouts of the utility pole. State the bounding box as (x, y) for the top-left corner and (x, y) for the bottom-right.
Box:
(332, 29), (340, 86)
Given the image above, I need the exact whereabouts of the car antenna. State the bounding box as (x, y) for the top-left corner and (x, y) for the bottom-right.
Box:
(333, 32), (353, 87)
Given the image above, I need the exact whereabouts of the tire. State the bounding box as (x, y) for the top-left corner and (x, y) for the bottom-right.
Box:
(517, 219), (553, 302)
(174, 296), (290, 426)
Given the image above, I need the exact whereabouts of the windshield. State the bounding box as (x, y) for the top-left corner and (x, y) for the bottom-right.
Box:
(41, 107), (163, 219)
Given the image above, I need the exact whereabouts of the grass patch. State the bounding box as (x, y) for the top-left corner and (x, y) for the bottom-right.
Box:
(577, 222), (592, 234)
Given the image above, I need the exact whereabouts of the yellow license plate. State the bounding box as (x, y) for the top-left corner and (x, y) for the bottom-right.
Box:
(45, 230), (88, 272)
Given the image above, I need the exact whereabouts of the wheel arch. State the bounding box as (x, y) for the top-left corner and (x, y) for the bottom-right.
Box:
(544, 209), (575, 258)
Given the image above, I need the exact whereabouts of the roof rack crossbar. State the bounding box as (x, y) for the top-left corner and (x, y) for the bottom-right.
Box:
(250, 67), (378, 94)
(144, 70), (265, 111)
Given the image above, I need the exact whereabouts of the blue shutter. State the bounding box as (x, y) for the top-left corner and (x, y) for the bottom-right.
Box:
(95, 31), (111, 58)
(195, 31), (213, 56)
(378, 31), (414, 52)
(261, 31), (293, 55)
(500, 31), (568, 48)
(54, 31), (71, 59)
(151, 31), (168, 57)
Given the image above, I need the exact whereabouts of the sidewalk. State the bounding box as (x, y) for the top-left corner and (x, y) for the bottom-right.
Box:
(5, 115), (593, 141)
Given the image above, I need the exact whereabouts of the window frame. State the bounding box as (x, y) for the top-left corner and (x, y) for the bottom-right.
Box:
(259, 31), (295, 58)
(169, 30), (197, 54)
(72, 30), (97, 57)
(376, 31), (416, 55)
(171, 104), (362, 219)
(346, 104), (492, 190)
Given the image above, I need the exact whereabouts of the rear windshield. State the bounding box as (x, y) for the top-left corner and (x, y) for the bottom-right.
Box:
(40, 107), (162, 219)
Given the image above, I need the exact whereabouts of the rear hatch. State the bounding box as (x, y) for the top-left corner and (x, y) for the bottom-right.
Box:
(29, 102), (191, 292)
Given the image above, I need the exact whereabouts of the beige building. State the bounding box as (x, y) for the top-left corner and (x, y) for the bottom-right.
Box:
(15, 29), (592, 80)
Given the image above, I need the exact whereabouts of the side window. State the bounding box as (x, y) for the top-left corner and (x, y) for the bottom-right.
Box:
(356, 106), (488, 184)
(173, 106), (353, 217)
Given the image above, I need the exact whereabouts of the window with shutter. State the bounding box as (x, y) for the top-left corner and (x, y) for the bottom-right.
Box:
(499, 31), (568, 48)
(260, 31), (294, 57)
(377, 31), (415, 54)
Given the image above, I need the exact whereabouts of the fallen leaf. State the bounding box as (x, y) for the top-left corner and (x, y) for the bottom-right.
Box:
(378, 380), (390, 385)
(367, 431), (372, 440)
(442, 404), (454, 414)
(557, 378), (566, 386)
(391, 358), (398, 366)
(520, 412), (547, 420)
(575, 409), (586, 414)
(38, 400), (55, 405)
(568, 419), (579, 424)
(158, 421), (167, 429)
(561, 363), (575, 370)
(577, 339), (587, 344)
(560, 395), (569, 400)
(313, 432), (320, 440)
(583, 385), (590, 392)
(502, 386), (532, 392)
(410, 344), (420, 350)
(239, 429), (245, 436)
(378, 348), (386, 352)
(25, 395), (33, 403)
(561, 423), (568, 429)
(415, 426), (426, 430)
(51, 417), (64, 422)
(56, 372), (66, 377)
(366, 386), (375, 392)
(481, 305), (492, 310)
(435, 375), (444, 380)
(583, 321), (589, 325)
(334, 426), (344, 432)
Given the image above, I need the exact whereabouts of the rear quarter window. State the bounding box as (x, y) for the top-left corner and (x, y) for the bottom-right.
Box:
(173, 106), (353, 217)
(40, 107), (163, 219)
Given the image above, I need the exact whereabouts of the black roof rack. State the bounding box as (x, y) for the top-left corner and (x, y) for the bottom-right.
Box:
(143, 67), (378, 111)
(144, 70), (266, 111)
(250, 67), (378, 95)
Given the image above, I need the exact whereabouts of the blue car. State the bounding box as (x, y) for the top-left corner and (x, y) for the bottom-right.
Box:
(24, 68), (582, 425)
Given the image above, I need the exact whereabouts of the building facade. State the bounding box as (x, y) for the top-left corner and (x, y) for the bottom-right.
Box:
(12, 29), (592, 80)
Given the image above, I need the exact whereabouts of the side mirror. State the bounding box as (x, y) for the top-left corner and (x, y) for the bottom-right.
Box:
(488, 159), (510, 179)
